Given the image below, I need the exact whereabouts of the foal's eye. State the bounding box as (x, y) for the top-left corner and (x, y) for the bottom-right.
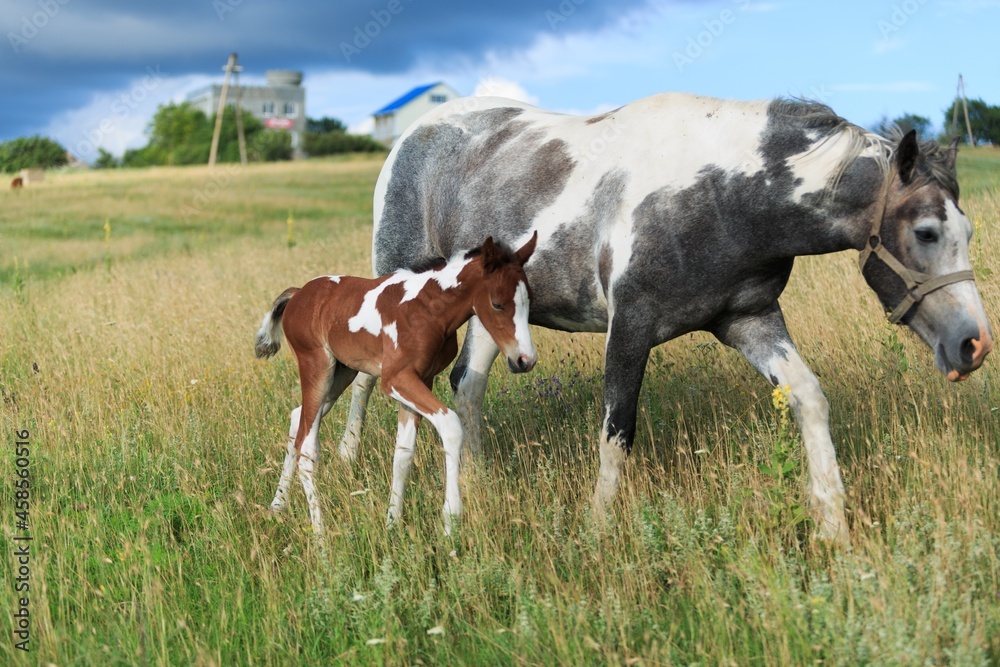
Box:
(914, 228), (939, 244)
(491, 301), (504, 311)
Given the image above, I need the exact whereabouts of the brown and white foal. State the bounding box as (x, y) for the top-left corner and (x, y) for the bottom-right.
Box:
(256, 233), (537, 538)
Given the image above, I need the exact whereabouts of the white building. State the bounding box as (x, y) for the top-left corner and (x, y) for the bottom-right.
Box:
(372, 82), (460, 146)
(186, 70), (306, 157)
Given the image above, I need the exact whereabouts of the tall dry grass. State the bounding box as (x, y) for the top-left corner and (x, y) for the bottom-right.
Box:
(1, 153), (998, 665)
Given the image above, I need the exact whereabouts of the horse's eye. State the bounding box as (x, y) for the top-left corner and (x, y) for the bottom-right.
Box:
(491, 301), (504, 311)
(915, 228), (939, 244)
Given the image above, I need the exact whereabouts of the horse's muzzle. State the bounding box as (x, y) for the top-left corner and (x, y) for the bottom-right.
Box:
(942, 319), (993, 382)
(508, 354), (537, 374)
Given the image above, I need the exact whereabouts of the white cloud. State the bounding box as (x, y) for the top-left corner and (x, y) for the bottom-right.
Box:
(473, 76), (538, 104)
(44, 72), (218, 162)
(349, 117), (374, 135)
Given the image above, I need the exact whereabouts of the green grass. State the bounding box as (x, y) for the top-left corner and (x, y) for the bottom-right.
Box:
(1, 151), (999, 665)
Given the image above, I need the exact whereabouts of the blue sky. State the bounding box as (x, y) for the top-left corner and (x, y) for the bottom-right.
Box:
(1, 0), (996, 162)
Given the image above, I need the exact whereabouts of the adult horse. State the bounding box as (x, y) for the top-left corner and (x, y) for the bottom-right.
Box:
(339, 93), (993, 541)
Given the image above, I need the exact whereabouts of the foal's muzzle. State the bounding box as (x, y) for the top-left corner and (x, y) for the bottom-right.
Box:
(508, 353), (537, 374)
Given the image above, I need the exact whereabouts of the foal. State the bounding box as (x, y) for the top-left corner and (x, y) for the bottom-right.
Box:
(256, 233), (537, 538)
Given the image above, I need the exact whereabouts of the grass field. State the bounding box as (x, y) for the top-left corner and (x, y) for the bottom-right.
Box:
(2, 149), (999, 665)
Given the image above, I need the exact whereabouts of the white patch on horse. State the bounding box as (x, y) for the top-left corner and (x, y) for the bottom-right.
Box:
(399, 258), (470, 303)
(348, 275), (406, 335)
(383, 322), (398, 348)
(327, 275), (342, 283)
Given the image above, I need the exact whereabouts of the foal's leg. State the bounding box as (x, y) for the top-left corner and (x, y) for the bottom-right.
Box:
(293, 358), (357, 542)
(271, 364), (358, 513)
(384, 372), (464, 535)
(386, 404), (422, 527)
(592, 314), (653, 516)
(448, 317), (499, 459)
(338, 372), (377, 462)
(270, 405), (302, 513)
(713, 305), (849, 544)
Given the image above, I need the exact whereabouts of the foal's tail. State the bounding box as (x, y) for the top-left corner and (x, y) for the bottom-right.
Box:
(255, 287), (299, 359)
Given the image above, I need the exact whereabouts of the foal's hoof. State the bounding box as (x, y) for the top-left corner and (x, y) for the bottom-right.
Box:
(814, 516), (851, 548)
(269, 500), (286, 514)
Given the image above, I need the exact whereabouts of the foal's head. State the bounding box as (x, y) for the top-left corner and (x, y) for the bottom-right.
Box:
(469, 232), (538, 373)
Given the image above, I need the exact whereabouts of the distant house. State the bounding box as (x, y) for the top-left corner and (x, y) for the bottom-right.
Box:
(372, 82), (460, 146)
(187, 70), (307, 158)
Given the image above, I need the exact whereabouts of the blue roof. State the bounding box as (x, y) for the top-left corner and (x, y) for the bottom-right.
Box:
(374, 82), (440, 115)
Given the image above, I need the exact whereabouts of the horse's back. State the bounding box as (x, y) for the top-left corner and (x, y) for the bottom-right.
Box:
(371, 93), (776, 331)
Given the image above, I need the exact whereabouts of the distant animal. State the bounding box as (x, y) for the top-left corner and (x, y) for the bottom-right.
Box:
(337, 93), (993, 544)
(10, 177), (23, 189)
(256, 233), (537, 539)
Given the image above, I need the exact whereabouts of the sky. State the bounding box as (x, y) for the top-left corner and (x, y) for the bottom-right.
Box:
(1, 0), (997, 163)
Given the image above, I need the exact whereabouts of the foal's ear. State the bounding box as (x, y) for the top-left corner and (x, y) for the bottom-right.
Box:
(896, 129), (920, 183)
(481, 236), (501, 273)
(515, 231), (538, 266)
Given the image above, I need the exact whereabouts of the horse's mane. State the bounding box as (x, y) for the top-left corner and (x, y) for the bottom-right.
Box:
(463, 239), (519, 264)
(407, 256), (448, 273)
(405, 239), (519, 274)
(769, 98), (959, 199)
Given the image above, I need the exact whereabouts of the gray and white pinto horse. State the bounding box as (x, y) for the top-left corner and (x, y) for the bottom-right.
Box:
(339, 93), (993, 541)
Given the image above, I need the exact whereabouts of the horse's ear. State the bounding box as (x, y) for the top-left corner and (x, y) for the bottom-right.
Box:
(481, 236), (500, 273)
(943, 135), (960, 170)
(515, 231), (538, 266)
(896, 129), (920, 183)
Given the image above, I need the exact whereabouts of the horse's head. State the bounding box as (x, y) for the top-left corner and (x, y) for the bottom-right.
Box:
(472, 232), (538, 373)
(861, 130), (993, 381)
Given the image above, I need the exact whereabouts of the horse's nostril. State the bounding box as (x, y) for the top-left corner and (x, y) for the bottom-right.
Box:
(960, 338), (976, 365)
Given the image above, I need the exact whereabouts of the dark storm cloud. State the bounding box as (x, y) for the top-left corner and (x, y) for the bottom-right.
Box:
(0, 0), (653, 139)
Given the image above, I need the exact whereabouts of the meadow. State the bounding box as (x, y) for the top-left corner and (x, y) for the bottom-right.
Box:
(1, 150), (999, 665)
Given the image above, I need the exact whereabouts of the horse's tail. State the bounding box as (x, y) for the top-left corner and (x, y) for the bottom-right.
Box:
(255, 287), (299, 359)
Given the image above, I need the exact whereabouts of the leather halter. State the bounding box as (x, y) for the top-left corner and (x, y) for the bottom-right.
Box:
(858, 165), (976, 324)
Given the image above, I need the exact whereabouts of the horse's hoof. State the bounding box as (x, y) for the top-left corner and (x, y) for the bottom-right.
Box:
(270, 500), (286, 514)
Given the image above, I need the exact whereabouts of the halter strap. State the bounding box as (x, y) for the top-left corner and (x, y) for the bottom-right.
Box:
(858, 165), (975, 324)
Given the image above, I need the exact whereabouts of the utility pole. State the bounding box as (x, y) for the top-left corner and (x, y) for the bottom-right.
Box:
(208, 53), (246, 169)
(957, 73), (975, 146)
(234, 66), (248, 166)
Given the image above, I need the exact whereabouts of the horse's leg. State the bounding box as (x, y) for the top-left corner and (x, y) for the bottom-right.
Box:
(338, 372), (377, 463)
(713, 305), (849, 544)
(384, 371), (464, 535)
(270, 405), (302, 513)
(448, 317), (499, 459)
(592, 315), (652, 516)
(271, 365), (357, 514)
(386, 404), (422, 528)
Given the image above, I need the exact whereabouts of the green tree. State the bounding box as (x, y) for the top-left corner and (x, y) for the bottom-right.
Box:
(943, 98), (1000, 145)
(94, 148), (119, 169)
(251, 130), (293, 162)
(302, 131), (385, 157)
(146, 102), (209, 165)
(0, 135), (68, 173)
(872, 114), (933, 142)
(306, 116), (348, 133)
(892, 113), (932, 142)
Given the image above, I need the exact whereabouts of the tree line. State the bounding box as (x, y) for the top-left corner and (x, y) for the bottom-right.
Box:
(0, 103), (384, 172)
